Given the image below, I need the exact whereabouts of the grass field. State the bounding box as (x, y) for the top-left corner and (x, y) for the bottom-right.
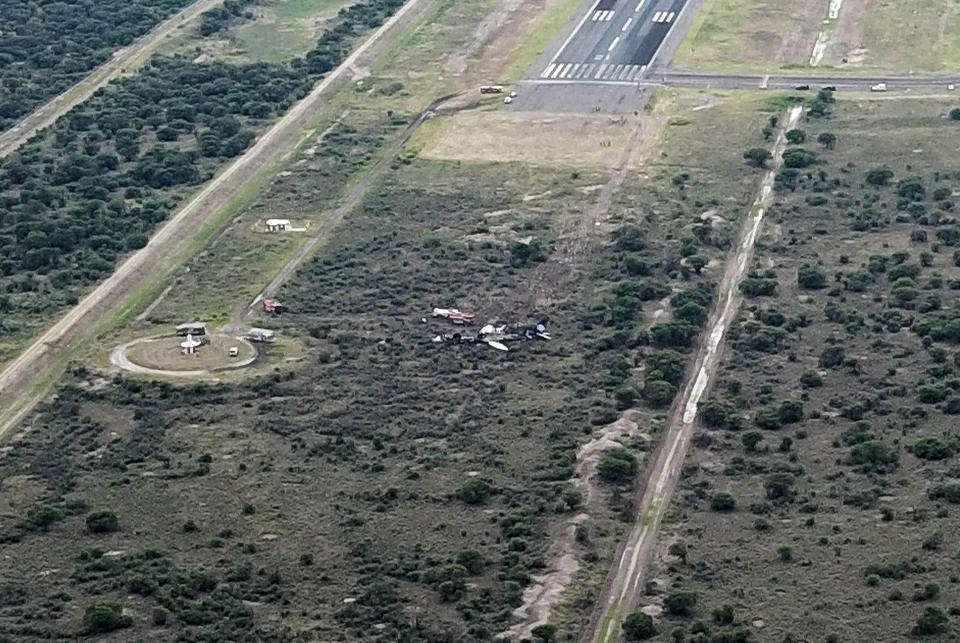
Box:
(673, 0), (960, 74)
(640, 95), (960, 641)
(671, 0), (825, 72)
(854, 0), (960, 73)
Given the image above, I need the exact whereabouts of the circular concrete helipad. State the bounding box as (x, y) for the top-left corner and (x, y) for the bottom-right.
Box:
(113, 334), (258, 377)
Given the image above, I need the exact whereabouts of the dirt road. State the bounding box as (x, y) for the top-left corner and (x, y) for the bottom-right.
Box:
(0, 0), (225, 160)
(585, 104), (804, 643)
(0, 0), (439, 442)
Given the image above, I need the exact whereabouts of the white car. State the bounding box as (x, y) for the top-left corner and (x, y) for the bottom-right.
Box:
(949, 84), (956, 91)
(503, 96), (513, 104)
(870, 83), (887, 92)
(509, 91), (517, 98)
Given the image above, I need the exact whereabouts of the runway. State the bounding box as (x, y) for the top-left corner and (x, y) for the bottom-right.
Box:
(532, 0), (690, 83)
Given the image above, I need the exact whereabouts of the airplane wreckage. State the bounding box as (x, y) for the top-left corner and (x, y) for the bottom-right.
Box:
(428, 307), (551, 352)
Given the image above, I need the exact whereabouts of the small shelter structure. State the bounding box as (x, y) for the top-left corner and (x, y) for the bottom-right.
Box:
(265, 219), (291, 232)
(247, 328), (276, 343)
(176, 322), (207, 336)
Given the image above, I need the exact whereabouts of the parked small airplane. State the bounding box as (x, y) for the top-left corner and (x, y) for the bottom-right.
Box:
(432, 307), (476, 325)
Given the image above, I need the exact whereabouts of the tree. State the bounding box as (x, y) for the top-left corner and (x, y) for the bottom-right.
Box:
(643, 380), (677, 408)
(668, 541), (688, 563)
(797, 263), (827, 289)
(458, 478), (493, 504)
(664, 589), (698, 616)
(778, 400), (804, 424)
(866, 166), (894, 186)
(951, 108), (960, 121)
(700, 398), (742, 430)
(598, 448), (637, 483)
(820, 345), (845, 368)
(800, 371), (823, 388)
(687, 254), (708, 274)
(623, 610), (657, 639)
(710, 492), (737, 512)
(742, 431), (764, 452)
(914, 606), (949, 635)
(743, 148), (772, 168)
(764, 473), (796, 502)
(84, 600), (132, 633)
(531, 623), (558, 642)
(782, 147), (817, 168)
(785, 129), (806, 144)
(817, 132), (836, 149)
(913, 437), (954, 461)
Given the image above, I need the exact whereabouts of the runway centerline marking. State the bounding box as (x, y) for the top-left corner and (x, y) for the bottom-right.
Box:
(608, 36), (620, 51)
(622, 17), (633, 31)
(634, 0), (644, 10)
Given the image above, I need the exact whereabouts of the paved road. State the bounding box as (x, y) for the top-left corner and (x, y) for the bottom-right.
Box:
(649, 68), (960, 90)
(0, 0), (225, 160)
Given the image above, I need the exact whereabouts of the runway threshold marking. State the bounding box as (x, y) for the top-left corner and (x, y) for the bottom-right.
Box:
(541, 63), (557, 78)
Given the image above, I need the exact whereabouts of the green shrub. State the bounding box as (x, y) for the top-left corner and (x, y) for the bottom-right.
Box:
(598, 448), (637, 484)
(623, 610), (657, 639)
(710, 492), (737, 512)
(84, 600), (131, 633)
(86, 510), (120, 534)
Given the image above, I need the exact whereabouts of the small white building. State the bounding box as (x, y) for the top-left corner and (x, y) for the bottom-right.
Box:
(265, 218), (291, 232)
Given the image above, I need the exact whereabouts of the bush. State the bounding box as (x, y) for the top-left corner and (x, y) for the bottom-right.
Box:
(458, 478), (493, 504)
(623, 610), (657, 639)
(913, 437), (954, 461)
(699, 398), (742, 430)
(951, 108), (960, 121)
(531, 623), (557, 642)
(86, 510), (120, 534)
(664, 589), (698, 616)
(914, 606), (949, 635)
(820, 345), (845, 368)
(742, 431), (764, 452)
(743, 148), (772, 168)
(710, 492), (737, 512)
(643, 379), (677, 408)
(785, 129), (806, 144)
(799, 371), (823, 388)
(778, 400), (804, 424)
(598, 448), (637, 484)
(866, 166), (894, 186)
(84, 600), (132, 633)
(798, 263), (827, 289)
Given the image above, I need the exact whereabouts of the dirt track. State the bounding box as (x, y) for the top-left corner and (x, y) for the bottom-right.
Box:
(0, 0), (439, 442)
(584, 105), (804, 643)
(0, 0), (225, 160)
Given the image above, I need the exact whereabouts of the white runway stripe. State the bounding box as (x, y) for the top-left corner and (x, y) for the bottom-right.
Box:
(651, 11), (663, 21)
(621, 17), (632, 31)
(617, 65), (631, 80)
(634, 0), (644, 10)
(558, 63), (573, 78)
(569, 63), (581, 78)
(665, 11), (675, 22)
(550, 64), (563, 78)
(594, 63), (607, 79)
(603, 10), (614, 20)
(612, 64), (624, 78)
(592, 10), (601, 20)
(607, 36), (620, 51)
(581, 63), (595, 78)
(541, 63), (556, 78)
